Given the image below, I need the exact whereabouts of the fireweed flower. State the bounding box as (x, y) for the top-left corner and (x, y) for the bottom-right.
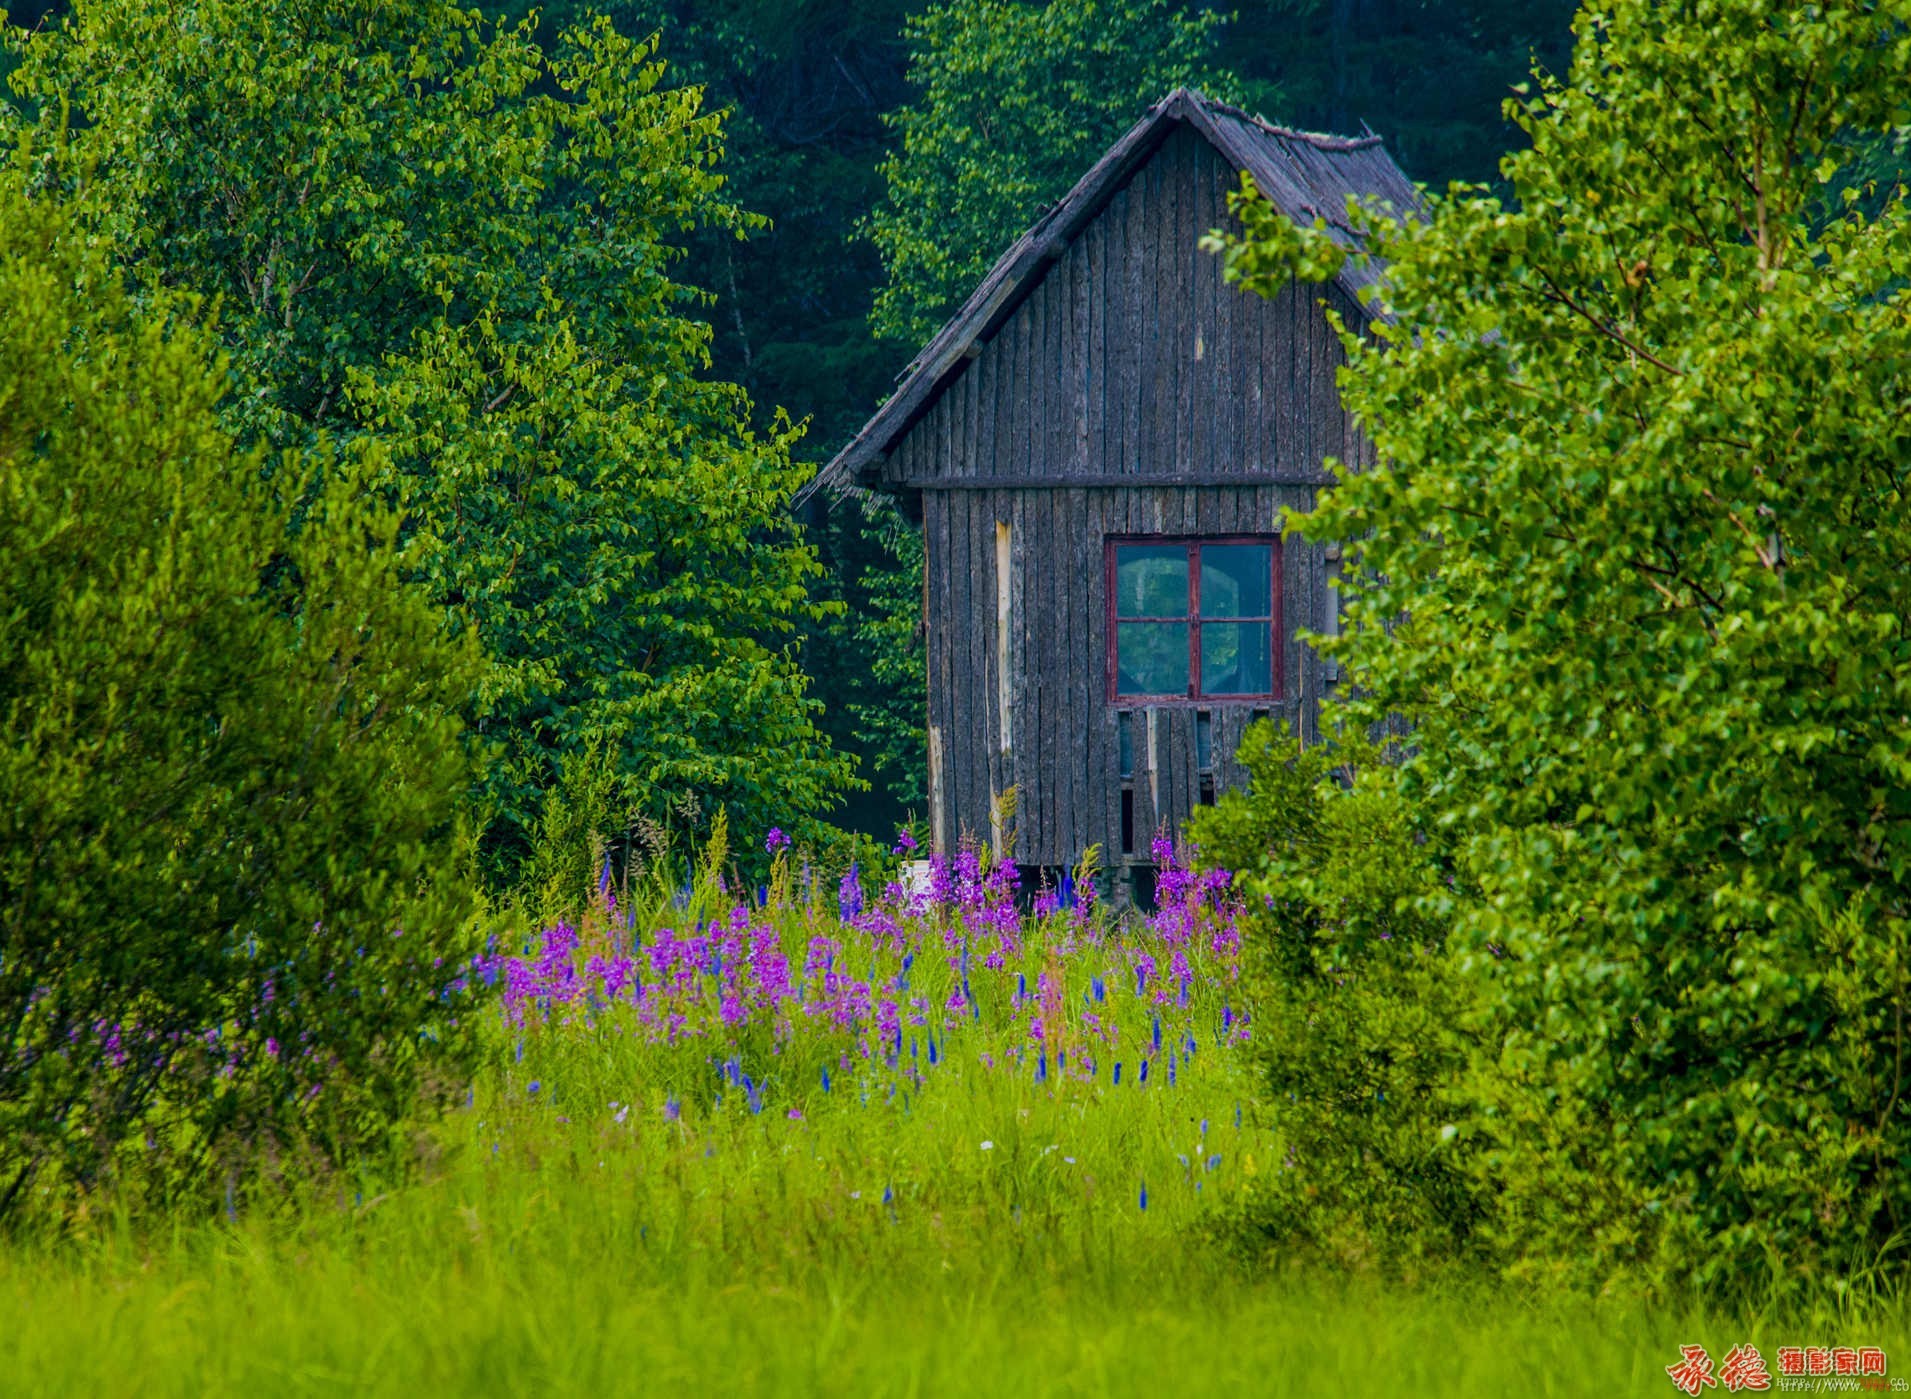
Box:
(838, 864), (864, 920)
(481, 826), (1250, 1121)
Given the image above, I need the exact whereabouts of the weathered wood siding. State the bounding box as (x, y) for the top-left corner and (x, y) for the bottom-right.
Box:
(896, 125), (1376, 865)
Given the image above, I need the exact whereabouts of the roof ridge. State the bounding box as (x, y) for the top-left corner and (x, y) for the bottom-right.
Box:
(1169, 87), (1385, 152)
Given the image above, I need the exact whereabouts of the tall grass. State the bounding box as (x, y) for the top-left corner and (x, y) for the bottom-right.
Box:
(4, 838), (1905, 1395)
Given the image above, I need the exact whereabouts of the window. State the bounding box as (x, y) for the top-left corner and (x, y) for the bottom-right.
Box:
(1105, 537), (1280, 702)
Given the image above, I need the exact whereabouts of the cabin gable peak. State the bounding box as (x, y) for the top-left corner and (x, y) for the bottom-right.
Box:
(796, 87), (1416, 508)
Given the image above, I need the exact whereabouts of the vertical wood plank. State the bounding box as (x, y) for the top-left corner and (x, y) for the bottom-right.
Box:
(1087, 202), (1108, 473)
(1248, 187), (1272, 476)
(933, 390), (956, 838)
(1170, 705), (1196, 854)
(953, 488), (976, 847)
(1155, 132), (1178, 479)
(932, 491), (956, 850)
(1190, 139), (1216, 477)
(1034, 488), (1057, 861)
(1072, 232), (1091, 476)
(1054, 485), (1070, 863)
(1122, 179), (1145, 477)
(1010, 487), (1032, 848)
(1148, 152), (1171, 479)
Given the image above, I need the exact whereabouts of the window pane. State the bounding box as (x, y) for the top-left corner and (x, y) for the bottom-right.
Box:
(1200, 545), (1273, 618)
(1115, 545), (1188, 617)
(1200, 622), (1273, 696)
(1116, 621), (1189, 696)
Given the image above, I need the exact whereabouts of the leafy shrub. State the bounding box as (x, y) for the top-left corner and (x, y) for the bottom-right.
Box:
(1191, 725), (1484, 1277)
(1208, 0), (1911, 1295)
(0, 179), (481, 1222)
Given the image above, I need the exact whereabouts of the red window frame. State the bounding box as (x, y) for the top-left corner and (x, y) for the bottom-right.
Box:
(1104, 535), (1283, 705)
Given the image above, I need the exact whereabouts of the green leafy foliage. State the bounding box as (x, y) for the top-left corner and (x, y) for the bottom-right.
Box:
(0, 175), (480, 1221)
(1210, 0), (1911, 1293)
(2, 0), (855, 874)
(868, 0), (1235, 347)
(803, 495), (929, 826)
(1191, 725), (1482, 1277)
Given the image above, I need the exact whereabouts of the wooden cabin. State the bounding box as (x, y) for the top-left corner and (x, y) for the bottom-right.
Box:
(797, 88), (1415, 899)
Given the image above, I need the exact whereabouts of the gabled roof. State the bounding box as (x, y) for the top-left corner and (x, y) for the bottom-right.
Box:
(795, 88), (1418, 508)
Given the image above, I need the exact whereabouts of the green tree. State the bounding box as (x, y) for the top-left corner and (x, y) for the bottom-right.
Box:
(1191, 725), (1483, 1277)
(3, 1), (855, 873)
(868, 0), (1236, 346)
(0, 173), (480, 1220)
(1213, 0), (1911, 1291)
(498, 1), (932, 832)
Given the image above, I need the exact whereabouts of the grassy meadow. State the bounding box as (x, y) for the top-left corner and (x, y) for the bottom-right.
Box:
(4, 845), (1904, 1396)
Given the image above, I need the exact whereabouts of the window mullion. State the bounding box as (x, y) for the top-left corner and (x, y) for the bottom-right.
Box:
(1187, 542), (1201, 700)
